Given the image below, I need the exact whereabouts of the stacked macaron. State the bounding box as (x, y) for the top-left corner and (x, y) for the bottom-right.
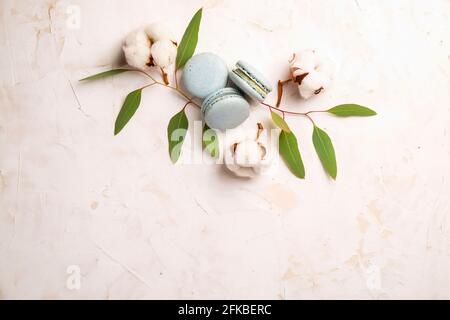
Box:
(181, 53), (272, 130)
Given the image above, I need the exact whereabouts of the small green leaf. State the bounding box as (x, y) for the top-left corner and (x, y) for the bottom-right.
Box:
(327, 104), (377, 117)
(203, 124), (219, 158)
(80, 69), (132, 81)
(176, 8), (203, 69)
(279, 131), (305, 179)
(271, 112), (291, 133)
(114, 89), (142, 135)
(167, 109), (189, 163)
(312, 126), (337, 180)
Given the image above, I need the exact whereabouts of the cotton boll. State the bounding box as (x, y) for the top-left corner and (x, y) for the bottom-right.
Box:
(224, 124), (274, 178)
(151, 40), (177, 68)
(290, 49), (334, 99)
(226, 162), (258, 178)
(123, 45), (152, 71)
(145, 22), (176, 43)
(234, 140), (263, 167)
(291, 50), (316, 71)
(123, 29), (152, 70)
(295, 70), (329, 99)
(124, 29), (150, 47)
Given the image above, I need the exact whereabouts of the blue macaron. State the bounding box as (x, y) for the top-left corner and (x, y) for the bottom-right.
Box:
(228, 60), (272, 102)
(202, 88), (250, 130)
(181, 53), (229, 99)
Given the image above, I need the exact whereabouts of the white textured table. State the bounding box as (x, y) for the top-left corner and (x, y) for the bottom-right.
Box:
(0, 0), (449, 299)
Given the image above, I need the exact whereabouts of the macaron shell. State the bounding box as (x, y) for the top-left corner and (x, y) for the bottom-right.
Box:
(236, 60), (272, 93)
(229, 60), (272, 102)
(229, 71), (265, 102)
(181, 53), (229, 99)
(201, 88), (241, 115)
(203, 93), (250, 130)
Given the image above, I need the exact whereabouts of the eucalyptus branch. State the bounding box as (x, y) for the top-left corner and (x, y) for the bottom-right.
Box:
(80, 7), (377, 179)
(133, 68), (200, 108)
(260, 101), (324, 126)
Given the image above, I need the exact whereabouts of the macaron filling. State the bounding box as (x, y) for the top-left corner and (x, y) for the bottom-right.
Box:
(232, 65), (270, 100)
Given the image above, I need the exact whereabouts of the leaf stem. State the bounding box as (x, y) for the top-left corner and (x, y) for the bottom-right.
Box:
(174, 68), (179, 89)
(131, 68), (200, 109)
(133, 69), (158, 83)
(182, 101), (192, 111)
(140, 83), (158, 90)
(164, 84), (201, 108)
(260, 101), (324, 126)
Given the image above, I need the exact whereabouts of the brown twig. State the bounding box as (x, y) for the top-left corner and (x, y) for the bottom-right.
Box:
(160, 67), (169, 85)
(276, 78), (292, 108)
(256, 123), (264, 140)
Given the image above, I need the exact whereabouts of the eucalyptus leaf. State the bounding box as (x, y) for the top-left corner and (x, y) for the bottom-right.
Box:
(203, 124), (219, 158)
(176, 8), (203, 69)
(271, 111), (291, 133)
(167, 109), (189, 163)
(328, 104), (377, 117)
(279, 131), (305, 179)
(114, 89), (142, 135)
(312, 126), (337, 180)
(80, 69), (132, 81)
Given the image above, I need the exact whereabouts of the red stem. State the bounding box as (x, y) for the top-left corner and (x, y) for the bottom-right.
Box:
(261, 102), (325, 126)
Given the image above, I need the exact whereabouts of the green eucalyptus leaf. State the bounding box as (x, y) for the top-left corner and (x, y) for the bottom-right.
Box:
(114, 89), (142, 135)
(167, 109), (189, 163)
(279, 130), (305, 179)
(202, 124), (219, 158)
(312, 126), (337, 180)
(80, 69), (132, 81)
(271, 111), (291, 133)
(176, 8), (203, 69)
(327, 104), (377, 117)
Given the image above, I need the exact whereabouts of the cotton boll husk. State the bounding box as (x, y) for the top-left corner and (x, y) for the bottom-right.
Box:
(151, 40), (177, 68)
(145, 22), (176, 43)
(123, 29), (152, 70)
